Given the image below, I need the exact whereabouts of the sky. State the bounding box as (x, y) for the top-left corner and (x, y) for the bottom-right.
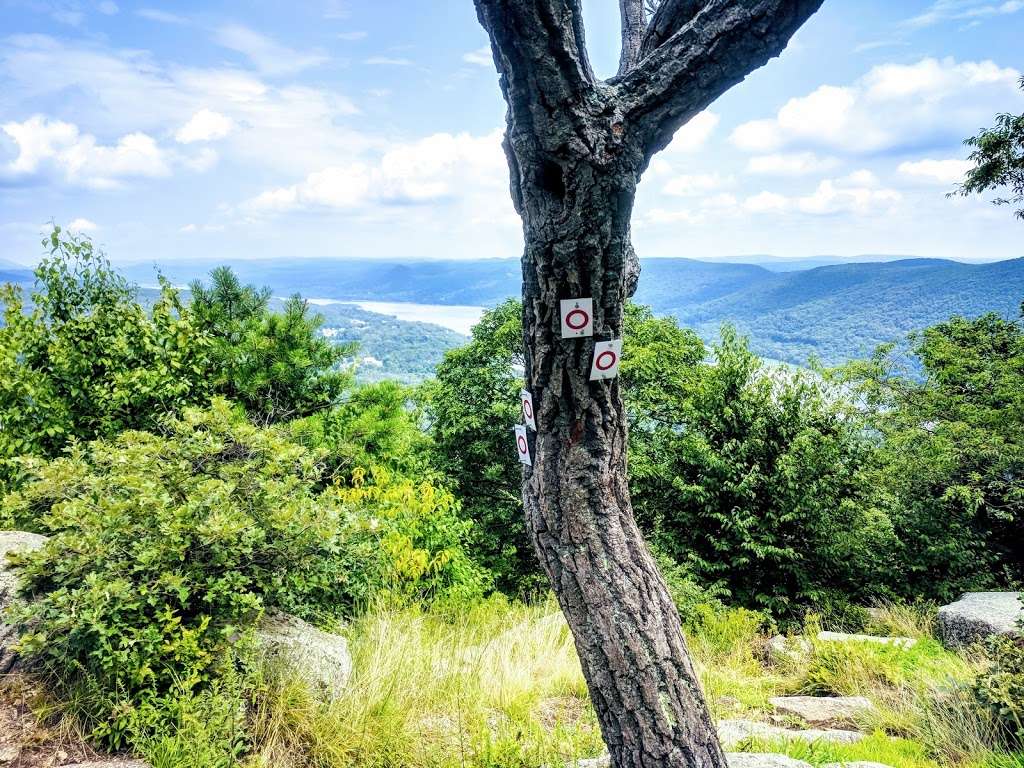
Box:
(0, 0), (1022, 266)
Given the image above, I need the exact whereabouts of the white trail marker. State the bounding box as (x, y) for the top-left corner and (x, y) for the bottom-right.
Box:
(520, 389), (537, 431)
(560, 298), (594, 339)
(589, 339), (623, 381)
(514, 424), (532, 465)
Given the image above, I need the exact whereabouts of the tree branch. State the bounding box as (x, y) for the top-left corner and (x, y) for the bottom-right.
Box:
(617, 0), (646, 76)
(474, 0), (595, 144)
(618, 0), (823, 161)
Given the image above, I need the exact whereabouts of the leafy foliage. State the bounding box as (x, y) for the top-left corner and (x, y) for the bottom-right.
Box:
(0, 228), (210, 490)
(639, 327), (894, 615)
(841, 312), (1024, 597)
(424, 301), (891, 615)
(2, 400), (484, 746)
(973, 620), (1024, 749)
(953, 76), (1024, 221)
(190, 266), (354, 423)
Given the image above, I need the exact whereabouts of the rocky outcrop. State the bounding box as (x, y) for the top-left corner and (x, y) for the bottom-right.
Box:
(254, 612), (352, 698)
(717, 719), (864, 746)
(817, 631), (916, 649)
(769, 695), (873, 727)
(0, 532), (47, 673)
(937, 592), (1023, 649)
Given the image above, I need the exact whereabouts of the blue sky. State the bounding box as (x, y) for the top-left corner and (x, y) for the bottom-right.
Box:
(0, 0), (1022, 266)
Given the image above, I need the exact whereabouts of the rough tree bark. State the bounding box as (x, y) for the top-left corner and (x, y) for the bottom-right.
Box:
(472, 2), (823, 766)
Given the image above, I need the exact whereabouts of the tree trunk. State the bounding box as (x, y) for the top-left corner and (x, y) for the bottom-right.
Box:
(516, 145), (726, 767)
(473, 1), (823, 765)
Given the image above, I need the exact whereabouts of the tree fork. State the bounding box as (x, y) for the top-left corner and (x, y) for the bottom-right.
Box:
(474, 1), (824, 765)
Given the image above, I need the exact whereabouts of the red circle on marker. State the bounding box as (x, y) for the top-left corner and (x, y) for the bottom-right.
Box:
(596, 350), (618, 371)
(523, 400), (533, 418)
(566, 309), (590, 331)
(517, 435), (528, 454)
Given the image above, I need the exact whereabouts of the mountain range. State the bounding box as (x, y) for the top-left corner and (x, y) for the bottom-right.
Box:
(116, 255), (1024, 367)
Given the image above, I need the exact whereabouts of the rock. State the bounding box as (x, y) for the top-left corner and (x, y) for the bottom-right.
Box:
(817, 631), (916, 649)
(0, 745), (19, 763)
(728, 755), (813, 768)
(769, 695), (873, 727)
(0, 531), (47, 673)
(937, 592), (1023, 649)
(572, 751), (816, 768)
(718, 719), (864, 746)
(767, 635), (812, 664)
(254, 612), (352, 698)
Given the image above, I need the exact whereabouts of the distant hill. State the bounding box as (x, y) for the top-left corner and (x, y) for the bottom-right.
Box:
(17, 254), (1024, 369)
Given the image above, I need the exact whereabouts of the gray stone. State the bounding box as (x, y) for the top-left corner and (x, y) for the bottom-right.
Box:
(767, 635), (812, 664)
(769, 695), (873, 727)
(937, 592), (1023, 649)
(728, 755), (813, 768)
(718, 719), (864, 746)
(254, 612), (352, 698)
(0, 531), (47, 673)
(817, 631), (916, 649)
(571, 752), (816, 768)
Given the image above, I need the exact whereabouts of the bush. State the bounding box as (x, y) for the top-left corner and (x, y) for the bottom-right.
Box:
(974, 620), (1024, 748)
(3, 400), (484, 746)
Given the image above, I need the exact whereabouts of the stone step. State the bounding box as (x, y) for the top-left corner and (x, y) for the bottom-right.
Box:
(718, 719), (864, 746)
(817, 631), (917, 649)
(769, 695), (873, 727)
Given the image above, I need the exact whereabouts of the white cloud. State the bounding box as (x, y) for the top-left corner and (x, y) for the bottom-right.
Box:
(663, 111), (719, 154)
(898, 158), (973, 184)
(135, 8), (188, 24)
(463, 46), (492, 67)
(746, 152), (838, 175)
(365, 56), (414, 67)
(1, 115), (170, 188)
(68, 217), (98, 232)
(175, 109), (235, 143)
(743, 191), (789, 214)
(215, 25), (328, 76)
(730, 57), (1021, 155)
(904, 0), (1024, 28)
(98, 2), (119, 14)
(337, 31), (368, 41)
(741, 172), (901, 217)
(0, 35), (367, 176)
(662, 172), (729, 196)
(243, 130), (510, 215)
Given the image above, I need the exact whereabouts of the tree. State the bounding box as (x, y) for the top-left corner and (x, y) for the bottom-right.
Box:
(952, 76), (1024, 221)
(471, 2), (823, 764)
(841, 312), (1024, 598)
(189, 267), (354, 424)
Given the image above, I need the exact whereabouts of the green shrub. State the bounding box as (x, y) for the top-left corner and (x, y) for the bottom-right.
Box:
(974, 621), (1024, 748)
(2, 400), (484, 747)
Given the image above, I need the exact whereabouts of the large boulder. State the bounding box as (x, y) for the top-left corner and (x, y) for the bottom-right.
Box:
(0, 531), (47, 673)
(254, 612), (352, 698)
(769, 695), (873, 728)
(937, 592), (1023, 649)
